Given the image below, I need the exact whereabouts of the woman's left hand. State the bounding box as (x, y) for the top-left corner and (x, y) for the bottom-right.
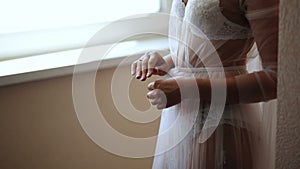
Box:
(147, 78), (182, 109)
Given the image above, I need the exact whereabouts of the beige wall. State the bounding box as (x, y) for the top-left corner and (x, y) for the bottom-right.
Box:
(0, 65), (160, 169)
(276, 0), (300, 168)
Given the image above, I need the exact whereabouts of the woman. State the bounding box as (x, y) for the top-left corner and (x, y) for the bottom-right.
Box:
(131, 0), (278, 168)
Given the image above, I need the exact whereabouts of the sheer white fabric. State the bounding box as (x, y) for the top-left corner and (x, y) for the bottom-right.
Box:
(153, 67), (261, 169)
(186, 0), (252, 40)
(152, 0), (277, 169)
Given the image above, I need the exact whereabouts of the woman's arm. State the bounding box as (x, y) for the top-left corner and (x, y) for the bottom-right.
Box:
(210, 0), (279, 104)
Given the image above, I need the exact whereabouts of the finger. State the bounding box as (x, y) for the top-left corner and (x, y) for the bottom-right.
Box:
(156, 94), (167, 109)
(147, 81), (161, 90)
(147, 90), (159, 99)
(136, 60), (142, 79)
(157, 103), (166, 110)
(147, 80), (161, 90)
(148, 80), (162, 91)
(141, 55), (150, 81)
(147, 91), (154, 99)
(147, 55), (158, 78)
(147, 82), (155, 90)
(131, 61), (137, 76)
(149, 97), (162, 105)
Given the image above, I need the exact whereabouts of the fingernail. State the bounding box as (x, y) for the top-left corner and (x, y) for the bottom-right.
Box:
(147, 82), (153, 89)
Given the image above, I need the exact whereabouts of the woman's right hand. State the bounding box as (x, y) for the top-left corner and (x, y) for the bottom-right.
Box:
(131, 51), (172, 81)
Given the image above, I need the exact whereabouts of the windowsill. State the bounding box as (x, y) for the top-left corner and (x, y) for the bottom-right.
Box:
(0, 37), (169, 87)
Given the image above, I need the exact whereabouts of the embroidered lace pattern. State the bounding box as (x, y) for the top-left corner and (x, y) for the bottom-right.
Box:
(174, 0), (253, 40)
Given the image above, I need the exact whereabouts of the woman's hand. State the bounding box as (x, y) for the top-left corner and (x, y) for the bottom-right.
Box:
(131, 51), (173, 81)
(147, 78), (182, 109)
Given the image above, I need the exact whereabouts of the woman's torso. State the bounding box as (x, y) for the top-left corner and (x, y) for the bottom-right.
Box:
(169, 0), (255, 68)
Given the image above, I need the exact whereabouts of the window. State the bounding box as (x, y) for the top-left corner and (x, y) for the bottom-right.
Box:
(0, 0), (170, 61)
(0, 0), (171, 85)
(0, 0), (161, 34)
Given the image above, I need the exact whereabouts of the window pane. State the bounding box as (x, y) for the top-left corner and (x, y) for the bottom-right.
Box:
(0, 0), (161, 33)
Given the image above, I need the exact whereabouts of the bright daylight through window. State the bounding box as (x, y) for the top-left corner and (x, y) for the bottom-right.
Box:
(0, 0), (161, 33)
(0, 0), (167, 85)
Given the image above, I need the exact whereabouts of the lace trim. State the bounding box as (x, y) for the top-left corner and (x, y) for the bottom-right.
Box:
(173, 0), (253, 40)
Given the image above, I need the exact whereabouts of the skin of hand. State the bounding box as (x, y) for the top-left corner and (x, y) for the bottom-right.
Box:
(131, 51), (173, 81)
(131, 51), (176, 109)
(147, 78), (182, 109)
